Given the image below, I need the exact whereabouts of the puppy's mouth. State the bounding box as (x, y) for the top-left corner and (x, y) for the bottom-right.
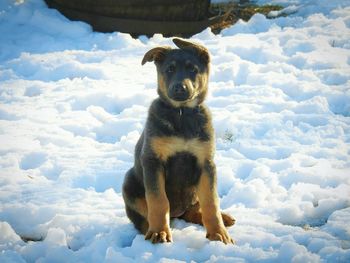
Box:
(168, 83), (193, 102)
(169, 93), (190, 102)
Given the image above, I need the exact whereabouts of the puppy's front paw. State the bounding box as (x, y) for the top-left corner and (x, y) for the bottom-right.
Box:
(145, 229), (172, 243)
(206, 227), (235, 245)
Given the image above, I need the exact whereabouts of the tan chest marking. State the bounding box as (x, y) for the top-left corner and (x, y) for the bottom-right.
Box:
(151, 136), (213, 165)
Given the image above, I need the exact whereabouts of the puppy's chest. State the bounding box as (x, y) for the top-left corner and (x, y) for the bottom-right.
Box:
(158, 106), (210, 137)
(151, 136), (211, 164)
(151, 109), (213, 162)
(172, 113), (205, 138)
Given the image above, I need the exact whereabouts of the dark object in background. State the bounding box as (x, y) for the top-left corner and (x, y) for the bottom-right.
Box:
(210, 1), (284, 34)
(44, 0), (229, 37)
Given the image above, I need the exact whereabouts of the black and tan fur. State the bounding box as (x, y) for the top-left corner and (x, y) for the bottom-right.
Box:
(122, 38), (235, 244)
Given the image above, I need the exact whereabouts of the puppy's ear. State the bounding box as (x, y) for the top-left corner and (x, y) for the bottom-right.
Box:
(173, 38), (210, 64)
(141, 46), (172, 65)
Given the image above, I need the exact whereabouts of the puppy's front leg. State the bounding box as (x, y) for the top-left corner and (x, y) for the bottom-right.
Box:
(197, 160), (234, 244)
(142, 156), (172, 243)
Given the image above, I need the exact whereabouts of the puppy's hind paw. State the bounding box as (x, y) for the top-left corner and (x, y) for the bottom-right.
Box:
(221, 212), (235, 227)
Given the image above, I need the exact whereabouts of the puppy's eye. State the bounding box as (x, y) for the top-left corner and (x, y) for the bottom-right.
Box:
(187, 64), (198, 73)
(166, 65), (175, 73)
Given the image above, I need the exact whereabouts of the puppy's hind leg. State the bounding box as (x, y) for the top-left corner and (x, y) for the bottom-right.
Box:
(122, 168), (149, 234)
(125, 204), (148, 235)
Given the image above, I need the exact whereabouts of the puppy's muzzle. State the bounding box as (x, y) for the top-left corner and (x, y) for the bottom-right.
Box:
(169, 83), (190, 101)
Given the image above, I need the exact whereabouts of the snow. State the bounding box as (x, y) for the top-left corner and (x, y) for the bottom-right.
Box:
(0, 0), (350, 262)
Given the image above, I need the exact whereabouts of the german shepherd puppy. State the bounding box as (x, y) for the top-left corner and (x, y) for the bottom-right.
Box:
(122, 38), (235, 244)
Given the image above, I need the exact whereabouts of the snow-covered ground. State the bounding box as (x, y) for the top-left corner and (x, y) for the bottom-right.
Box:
(1, 0), (350, 262)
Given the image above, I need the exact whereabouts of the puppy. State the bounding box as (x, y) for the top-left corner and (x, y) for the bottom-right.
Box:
(122, 38), (235, 244)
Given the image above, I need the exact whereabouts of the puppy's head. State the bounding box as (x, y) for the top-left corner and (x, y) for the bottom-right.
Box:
(142, 38), (210, 108)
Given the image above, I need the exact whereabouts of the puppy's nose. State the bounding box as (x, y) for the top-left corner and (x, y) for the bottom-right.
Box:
(173, 83), (187, 95)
